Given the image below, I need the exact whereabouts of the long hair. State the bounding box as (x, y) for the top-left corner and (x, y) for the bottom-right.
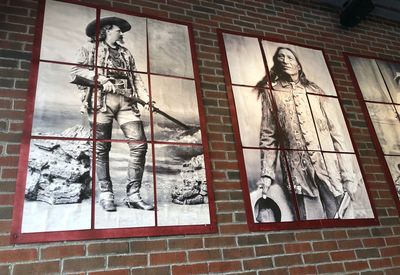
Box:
(269, 47), (311, 86)
(89, 24), (114, 43)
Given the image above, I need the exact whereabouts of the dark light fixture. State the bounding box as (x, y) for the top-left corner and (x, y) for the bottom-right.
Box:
(340, 0), (375, 27)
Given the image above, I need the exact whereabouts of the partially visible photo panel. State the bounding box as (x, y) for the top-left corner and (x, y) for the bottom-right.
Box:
(219, 30), (377, 231)
(22, 139), (92, 233)
(347, 54), (400, 212)
(11, 0), (216, 243)
(155, 144), (210, 226)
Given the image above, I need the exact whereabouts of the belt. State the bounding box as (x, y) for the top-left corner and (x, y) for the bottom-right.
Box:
(106, 78), (133, 98)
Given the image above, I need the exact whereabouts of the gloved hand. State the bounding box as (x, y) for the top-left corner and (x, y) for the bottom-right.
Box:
(257, 176), (272, 198)
(343, 179), (358, 200)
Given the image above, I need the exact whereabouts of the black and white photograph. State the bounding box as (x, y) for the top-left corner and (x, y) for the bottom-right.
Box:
(223, 33), (266, 86)
(349, 56), (400, 207)
(263, 41), (338, 97)
(366, 102), (400, 155)
(148, 19), (194, 78)
(40, 0), (96, 64)
(22, 139), (92, 233)
(32, 62), (88, 137)
(221, 31), (376, 229)
(151, 76), (202, 144)
(232, 86), (262, 147)
(376, 60), (400, 104)
(349, 56), (392, 102)
(13, 0), (215, 242)
(385, 155), (400, 200)
(94, 141), (155, 229)
(155, 144), (210, 226)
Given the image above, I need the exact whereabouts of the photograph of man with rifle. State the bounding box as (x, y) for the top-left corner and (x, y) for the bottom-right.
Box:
(17, 1), (213, 236)
(71, 16), (154, 212)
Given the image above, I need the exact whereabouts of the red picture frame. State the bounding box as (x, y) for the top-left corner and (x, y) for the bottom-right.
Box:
(11, 0), (216, 243)
(218, 29), (378, 231)
(344, 53), (400, 214)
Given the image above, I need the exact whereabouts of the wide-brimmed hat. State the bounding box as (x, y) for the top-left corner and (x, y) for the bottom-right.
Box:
(254, 196), (281, 223)
(85, 16), (131, 37)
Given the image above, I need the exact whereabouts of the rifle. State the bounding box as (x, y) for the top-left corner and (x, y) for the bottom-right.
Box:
(71, 75), (193, 131)
(334, 192), (351, 219)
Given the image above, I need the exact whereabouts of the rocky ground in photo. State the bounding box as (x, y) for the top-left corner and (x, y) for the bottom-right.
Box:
(25, 125), (92, 204)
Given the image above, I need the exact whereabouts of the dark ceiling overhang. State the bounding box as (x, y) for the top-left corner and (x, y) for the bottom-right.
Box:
(319, 0), (400, 25)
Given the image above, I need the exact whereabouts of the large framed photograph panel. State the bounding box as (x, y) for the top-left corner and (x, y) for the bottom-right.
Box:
(11, 0), (216, 243)
(345, 53), (400, 213)
(218, 30), (377, 231)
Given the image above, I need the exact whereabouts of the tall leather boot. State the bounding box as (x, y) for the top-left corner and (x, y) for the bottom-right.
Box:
(96, 123), (116, 212)
(120, 121), (154, 211)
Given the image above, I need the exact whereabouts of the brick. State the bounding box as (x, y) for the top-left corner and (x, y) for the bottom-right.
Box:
(330, 250), (356, 261)
(88, 242), (129, 255)
(131, 266), (170, 275)
(355, 248), (380, 259)
(362, 237), (386, 247)
(0, 249), (37, 263)
(108, 254), (147, 268)
(63, 257), (105, 273)
(0, 98), (12, 109)
(0, 221), (11, 233)
(168, 238), (203, 250)
(323, 229), (347, 239)
(0, 235), (10, 246)
(0, 68), (29, 79)
(274, 254), (303, 267)
(317, 263), (345, 274)
(338, 239), (363, 249)
(41, 245), (85, 260)
(1, 168), (17, 179)
(268, 232), (296, 244)
(369, 258), (392, 269)
(0, 265), (10, 275)
(360, 271), (384, 275)
(347, 229), (371, 238)
(344, 260), (369, 272)
(284, 242), (312, 254)
(204, 236), (236, 248)
(188, 249), (221, 262)
(0, 194), (13, 205)
(171, 263), (208, 275)
(217, 201), (245, 212)
(208, 260), (241, 273)
(237, 235), (267, 246)
(312, 240), (338, 251)
(0, 49), (31, 60)
(243, 257), (273, 270)
(89, 270), (129, 275)
(219, 224), (248, 234)
(13, 261), (59, 275)
(223, 247), (254, 259)
(303, 252), (330, 264)
(289, 265), (318, 274)
(130, 240), (167, 252)
(295, 231), (323, 241)
(0, 156), (19, 167)
(150, 251), (186, 265)
(380, 246), (400, 257)
(255, 244), (284, 256)
(259, 268), (289, 275)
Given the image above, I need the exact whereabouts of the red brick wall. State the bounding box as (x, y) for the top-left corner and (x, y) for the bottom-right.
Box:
(1, 0), (400, 274)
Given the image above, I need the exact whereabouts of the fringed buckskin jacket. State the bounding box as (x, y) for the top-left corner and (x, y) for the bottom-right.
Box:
(259, 80), (357, 198)
(71, 41), (149, 112)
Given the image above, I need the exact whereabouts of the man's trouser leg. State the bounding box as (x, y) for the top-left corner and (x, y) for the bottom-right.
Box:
(96, 122), (116, 211)
(318, 180), (342, 219)
(120, 121), (154, 210)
